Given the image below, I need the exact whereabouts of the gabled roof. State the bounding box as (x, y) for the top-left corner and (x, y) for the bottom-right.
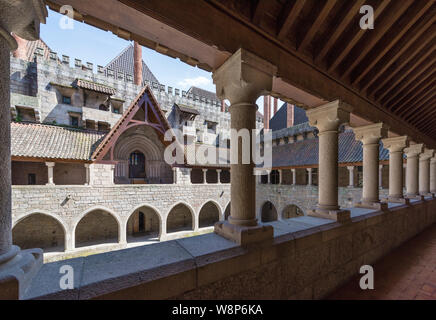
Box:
(104, 45), (159, 85)
(11, 122), (105, 161)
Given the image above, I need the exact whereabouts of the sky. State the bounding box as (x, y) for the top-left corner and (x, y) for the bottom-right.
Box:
(40, 9), (273, 114)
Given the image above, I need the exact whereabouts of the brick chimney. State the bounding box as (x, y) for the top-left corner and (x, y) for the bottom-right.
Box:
(286, 103), (294, 127)
(12, 33), (28, 61)
(221, 100), (226, 112)
(133, 41), (143, 86)
(273, 97), (278, 116)
(263, 96), (271, 130)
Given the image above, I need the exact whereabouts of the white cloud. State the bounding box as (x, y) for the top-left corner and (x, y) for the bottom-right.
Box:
(177, 76), (212, 89)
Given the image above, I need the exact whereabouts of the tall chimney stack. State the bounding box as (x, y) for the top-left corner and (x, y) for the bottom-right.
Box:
(263, 96), (271, 130)
(286, 104), (294, 128)
(12, 33), (28, 61)
(273, 97), (278, 115)
(133, 41), (143, 86)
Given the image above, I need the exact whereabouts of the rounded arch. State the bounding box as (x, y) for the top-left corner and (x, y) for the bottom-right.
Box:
(281, 204), (305, 220)
(166, 201), (195, 233)
(13, 210), (67, 252)
(198, 200), (221, 228)
(74, 206), (121, 248)
(261, 201), (278, 223)
(224, 202), (231, 220)
(125, 204), (162, 241)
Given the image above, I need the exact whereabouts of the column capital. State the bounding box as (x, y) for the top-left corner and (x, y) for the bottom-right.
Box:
(347, 166), (354, 171)
(216, 169), (222, 173)
(0, 0), (47, 50)
(213, 48), (277, 104)
(45, 162), (55, 168)
(306, 100), (352, 132)
(431, 157), (436, 164)
(202, 168), (208, 173)
(84, 163), (90, 168)
(405, 143), (424, 157)
(420, 149), (434, 161)
(353, 123), (389, 145)
(306, 168), (313, 172)
(382, 136), (409, 152)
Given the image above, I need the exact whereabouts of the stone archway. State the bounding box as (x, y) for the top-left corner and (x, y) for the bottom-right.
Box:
(282, 204), (305, 219)
(261, 201), (278, 222)
(75, 209), (119, 248)
(224, 202), (231, 220)
(199, 201), (220, 228)
(13, 213), (66, 252)
(126, 205), (161, 241)
(167, 203), (194, 233)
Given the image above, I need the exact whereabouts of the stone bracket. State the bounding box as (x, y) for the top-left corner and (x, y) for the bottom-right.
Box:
(308, 208), (351, 223)
(382, 197), (410, 205)
(214, 221), (273, 246)
(355, 201), (388, 211)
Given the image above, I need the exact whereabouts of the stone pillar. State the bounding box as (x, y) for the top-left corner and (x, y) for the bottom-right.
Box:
(0, 0), (47, 299)
(84, 163), (90, 185)
(267, 171), (271, 184)
(353, 123), (388, 210)
(279, 169), (283, 185)
(45, 162), (55, 185)
(379, 165), (383, 189)
(419, 149), (434, 196)
(217, 169), (222, 184)
(133, 41), (143, 86)
(273, 97), (278, 115)
(306, 100), (352, 222)
(431, 158), (436, 195)
(292, 169), (296, 185)
(347, 166), (355, 187)
(172, 167), (177, 184)
(405, 144), (424, 199)
(381, 136), (409, 203)
(263, 96), (270, 130)
(212, 48), (276, 245)
(202, 169), (208, 184)
(307, 168), (313, 186)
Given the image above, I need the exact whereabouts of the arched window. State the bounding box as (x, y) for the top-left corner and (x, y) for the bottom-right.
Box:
(129, 151), (146, 179)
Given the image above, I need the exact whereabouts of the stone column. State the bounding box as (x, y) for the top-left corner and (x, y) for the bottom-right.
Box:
(84, 163), (90, 185)
(217, 169), (222, 184)
(379, 165), (383, 189)
(381, 136), (409, 203)
(419, 149), (434, 196)
(202, 169), (208, 184)
(405, 144), (424, 199)
(45, 162), (55, 185)
(267, 171), (271, 184)
(431, 157), (436, 195)
(0, 0), (47, 299)
(212, 48), (276, 245)
(307, 168), (313, 185)
(353, 123), (388, 210)
(347, 166), (355, 187)
(279, 169), (283, 185)
(292, 169), (296, 185)
(306, 100), (352, 222)
(172, 167), (177, 184)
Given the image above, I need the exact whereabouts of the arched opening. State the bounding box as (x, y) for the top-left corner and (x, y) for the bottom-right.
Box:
(126, 206), (160, 242)
(282, 204), (305, 219)
(129, 151), (146, 180)
(13, 213), (65, 252)
(167, 203), (194, 233)
(261, 201), (278, 223)
(224, 203), (231, 220)
(75, 209), (119, 248)
(199, 201), (220, 228)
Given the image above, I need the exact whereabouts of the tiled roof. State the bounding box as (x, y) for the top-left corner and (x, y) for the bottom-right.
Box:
(271, 122), (315, 140)
(11, 122), (105, 161)
(187, 87), (218, 102)
(175, 103), (200, 115)
(104, 45), (159, 85)
(24, 39), (55, 62)
(75, 79), (116, 95)
(271, 130), (389, 168)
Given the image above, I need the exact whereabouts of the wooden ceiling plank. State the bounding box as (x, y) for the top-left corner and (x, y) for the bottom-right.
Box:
(298, 0), (337, 51)
(327, 0), (391, 73)
(352, 1), (435, 86)
(404, 93), (436, 123)
(277, 0), (307, 41)
(315, 0), (365, 63)
(385, 61), (436, 112)
(361, 20), (436, 93)
(389, 78), (436, 115)
(252, 0), (269, 25)
(415, 106), (436, 131)
(341, 0), (413, 79)
(376, 46), (436, 102)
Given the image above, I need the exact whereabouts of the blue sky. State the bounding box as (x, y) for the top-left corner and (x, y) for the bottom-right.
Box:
(41, 9), (270, 113)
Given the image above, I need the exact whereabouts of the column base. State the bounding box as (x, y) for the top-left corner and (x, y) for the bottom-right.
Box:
(406, 194), (425, 201)
(0, 245), (43, 300)
(355, 201), (388, 211)
(419, 192), (433, 198)
(381, 197), (410, 205)
(214, 221), (273, 246)
(307, 207), (351, 223)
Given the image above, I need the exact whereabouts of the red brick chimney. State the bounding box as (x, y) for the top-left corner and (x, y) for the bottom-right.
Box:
(264, 96), (271, 130)
(273, 97), (278, 115)
(133, 41), (143, 86)
(286, 103), (294, 127)
(12, 33), (28, 61)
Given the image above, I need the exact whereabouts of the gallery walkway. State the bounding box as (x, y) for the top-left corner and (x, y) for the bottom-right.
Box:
(329, 223), (436, 300)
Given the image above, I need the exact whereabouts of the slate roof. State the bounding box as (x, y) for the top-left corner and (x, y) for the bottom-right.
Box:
(271, 130), (389, 168)
(104, 45), (159, 85)
(269, 103), (308, 131)
(187, 86), (218, 102)
(75, 79), (116, 95)
(11, 122), (105, 161)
